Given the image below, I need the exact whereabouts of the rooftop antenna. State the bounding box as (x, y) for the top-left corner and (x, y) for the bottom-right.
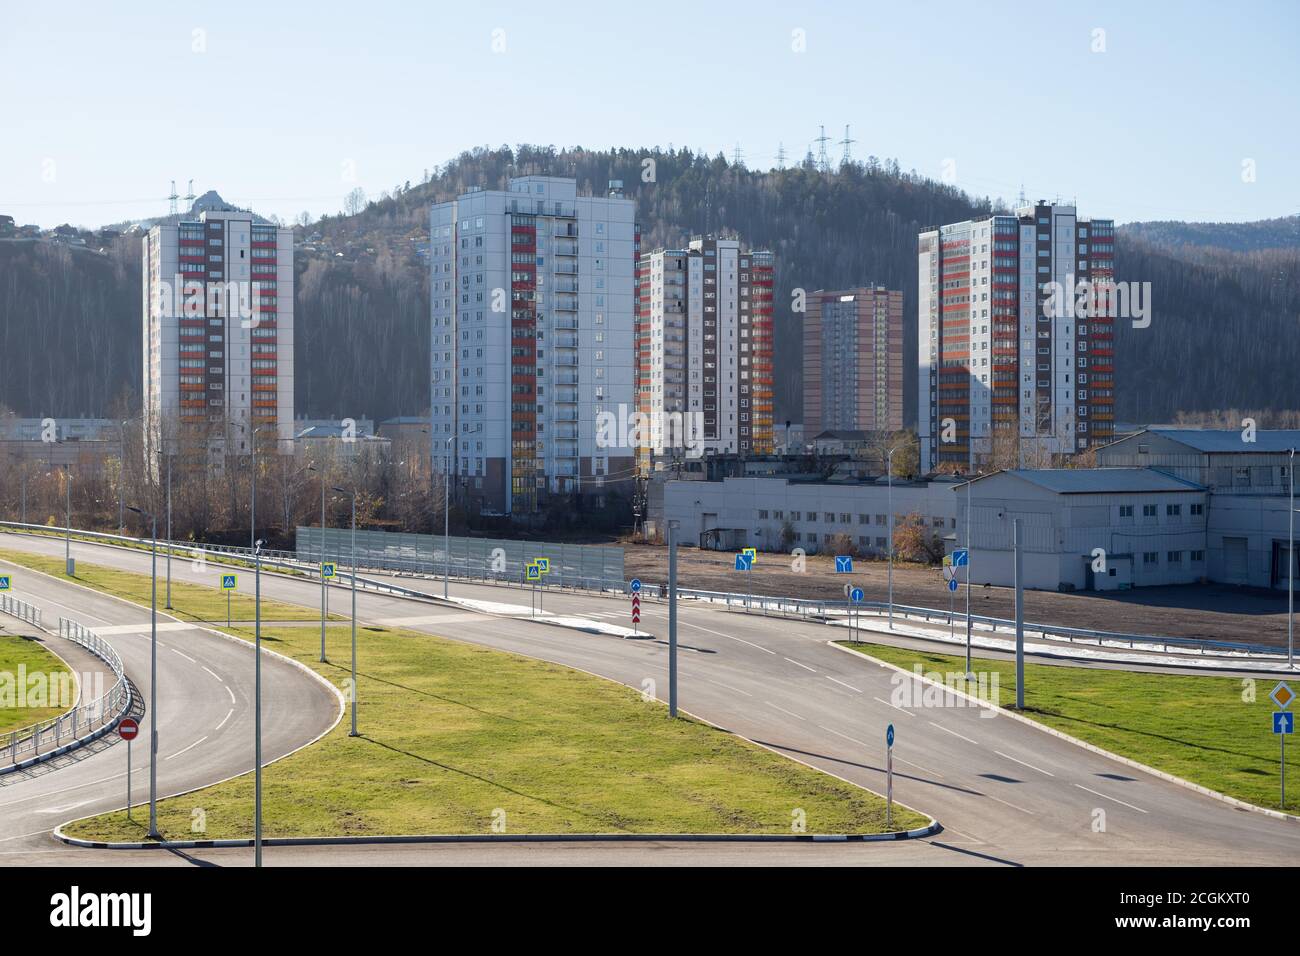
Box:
(838, 124), (856, 167)
(775, 142), (787, 169)
(815, 125), (832, 173)
(168, 180), (178, 216)
(1017, 183), (1027, 207)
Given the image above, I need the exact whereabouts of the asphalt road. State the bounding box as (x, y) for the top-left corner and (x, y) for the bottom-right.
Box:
(2, 531), (1299, 868)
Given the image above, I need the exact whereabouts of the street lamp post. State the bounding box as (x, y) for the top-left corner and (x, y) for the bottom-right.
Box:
(126, 505), (160, 839)
(887, 447), (898, 629)
(119, 419), (127, 534)
(444, 436), (452, 599)
(1290, 447), (1296, 670)
(63, 465), (73, 575)
(964, 475), (973, 679)
(254, 538), (264, 867)
(333, 486), (358, 736)
(165, 450), (173, 610)
(309, 463), (328, 663)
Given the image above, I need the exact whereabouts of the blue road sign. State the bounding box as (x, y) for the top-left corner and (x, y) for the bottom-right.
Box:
(734, 553), (753, 571)
(886, 724), (895, 747)
(220, 574), (238, 591)
(1275, 712), (1294, 735)
(952, 549), (969, 567)
(321, 562), (336, 579)
(629, 578), (642, 593)
(536, 558), (550, 574)
(850, 586), (864, 604)
(0, 575), (9, 591)
(526, 564), (541, 581)
(835, 555), (853, 573)
(948, 577), (959, 592)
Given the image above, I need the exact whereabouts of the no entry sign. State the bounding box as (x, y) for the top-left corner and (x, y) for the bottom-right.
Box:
(118, 718), (140, 741)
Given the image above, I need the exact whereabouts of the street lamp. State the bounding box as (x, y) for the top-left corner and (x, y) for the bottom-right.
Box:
(887, 446), (899, 629)
(1290, 446), (1296, 670)
(443, 436), (452, 599)
(61, 464), (73, 576)
(308, 462), (328, 663)
(332, 486), (358, 736)
(253, 537), (265, 867)
(125, 504), (161, 839)
(250, 423), (271, 553)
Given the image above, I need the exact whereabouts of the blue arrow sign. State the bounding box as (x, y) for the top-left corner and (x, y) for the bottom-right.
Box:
(629, 578), (642, 593)
(835, 555), (853, 574)
(734, 553), (753, 571)
(850, 586), (864, 604)
(1275, 712), (1294, 735)
(952, 549), (969, 567)
(886, 724), (895, 747)
(0, 575), (10, 591)
(949, 577), (959, 592)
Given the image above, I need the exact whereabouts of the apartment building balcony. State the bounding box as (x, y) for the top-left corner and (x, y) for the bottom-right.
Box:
(554, 333), (579, 349)
(554, 279), (579, 294)
(554, 370), (580, 385)
(552, 463), (579, 477)
(554, 223), (578, 238)
(552, 423), (579, 439)
(554, 407), (579, 422)
(554, 238), (579, 256)
(554, 293), (579, 312)
(553, 315), (579, 330)
(554, 437), (579, 456)
(554, 353), (579, 367)
(554, 261), (578, 275)
(555, 386), (579, 404)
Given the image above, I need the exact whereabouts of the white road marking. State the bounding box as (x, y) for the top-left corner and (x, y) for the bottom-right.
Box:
(784, 657), (817, 673)
(983, 793), (1035, 816)
(680, 621), (776, 655)
(215, 708), (234, 731)
(698, 676), (752, 698)
(165, 736), (209, 761)
(894, 754), (945, 778)
(36, 800), (92, 815)
(817, 724), (869, 749)
(928, 721), (979, 745)
(874, 696), (915, 716)
(225, 685), (236, 704)
(202, 665), (224, 683)
(171, 647), (195, 663)
(95, 622), (194, 635)
(764, 701), (806, 721)
(994, 750), (1056, 777)
(825, 676), (861, 693)
(1074, 783), (1148, 813)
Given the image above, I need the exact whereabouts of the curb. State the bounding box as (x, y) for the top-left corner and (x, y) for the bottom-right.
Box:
(830, 640), (1300, 825)
(54, 819), (942, 850)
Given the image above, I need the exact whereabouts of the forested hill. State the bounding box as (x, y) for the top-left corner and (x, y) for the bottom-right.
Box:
(2, 145), (1298, 428)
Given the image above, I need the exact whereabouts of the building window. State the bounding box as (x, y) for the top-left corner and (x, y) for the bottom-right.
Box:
(1143, 552), (1159, 565)
(1142, 504), (1157, 517)
(1119, 505), (1134, 518)
(1166, 504), (1182, 517)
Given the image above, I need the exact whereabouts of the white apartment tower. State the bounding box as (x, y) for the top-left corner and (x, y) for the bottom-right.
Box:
(430, 176), (638, 515)
(142, 208), (295, 471)
(635, 238), (775, 473)
(918, 201), (1115, 473)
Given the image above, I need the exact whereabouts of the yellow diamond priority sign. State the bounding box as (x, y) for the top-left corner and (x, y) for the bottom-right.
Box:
(1271, 682), (1295, 710)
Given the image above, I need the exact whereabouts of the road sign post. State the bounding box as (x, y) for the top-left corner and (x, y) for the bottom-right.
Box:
(885, 723), (895, 829)
(221, 574), (238, 627)
(850, 586), (864, 643)
(1273, 682), (1295, 808)
(668, 523), (679, 718)
(119, 718), (140, 822)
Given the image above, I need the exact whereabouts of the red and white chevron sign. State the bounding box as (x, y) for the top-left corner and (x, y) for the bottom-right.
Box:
(631, 593), (641, 625)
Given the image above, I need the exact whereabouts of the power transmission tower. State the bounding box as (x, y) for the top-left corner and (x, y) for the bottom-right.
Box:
(839, 125), (856, 167)
(168, 180), (178, 216)
(184, 179), (196, 211)
(775, 142), (787, 169)
(732, 142), (744, 167)
(815, 126), (831, 173)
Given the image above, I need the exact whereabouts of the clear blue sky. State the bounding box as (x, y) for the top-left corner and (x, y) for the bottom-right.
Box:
(2, 0), (1296, 229)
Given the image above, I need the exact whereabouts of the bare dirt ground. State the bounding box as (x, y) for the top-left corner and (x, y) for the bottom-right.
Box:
(622, 542), (1290, 649)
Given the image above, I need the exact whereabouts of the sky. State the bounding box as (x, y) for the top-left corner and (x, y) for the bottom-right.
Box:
(2, 0), (1296, 230)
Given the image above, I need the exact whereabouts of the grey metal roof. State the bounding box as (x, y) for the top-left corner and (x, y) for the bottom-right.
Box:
(1002, 468), (1204, 494)
(1145, 428), (1300, 453)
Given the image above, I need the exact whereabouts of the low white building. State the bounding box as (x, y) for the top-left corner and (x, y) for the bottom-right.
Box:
(660, 475), (961, 554)
(957, 469), (1208, 591)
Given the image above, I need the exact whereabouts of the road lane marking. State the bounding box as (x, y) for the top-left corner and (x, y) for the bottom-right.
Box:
(698, 676), (752, 697)
(202, 665), (224, 683)
(817, 725), (869, 748)
(680, 621), (776, 655)
(784, 657), (817, 673)
(825, 676), (861, 693)
(994, 750), (1055, 777)
(894, 755), (945, 778)
(1074, 784), (1148, 813)
(215, 708), (234, 731)
(983, 793), (1035, 816)
(165, 736), (209, 761)
(874, 696), (915, 716)
(764, 701), (806, 721)
(225, 685), (236, 704)
(37, 800), (92, 815)
(928, 721), (979, 745)
(171, 647), (195, 663)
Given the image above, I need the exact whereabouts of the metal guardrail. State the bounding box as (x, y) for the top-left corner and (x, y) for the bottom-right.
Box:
(1, 616), (130, 767)
(0, 520), (1285, 662)
(0, 592), (41, 627)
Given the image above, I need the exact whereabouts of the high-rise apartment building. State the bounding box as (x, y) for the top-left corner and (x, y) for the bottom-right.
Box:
(143, 208), (294, 470)
(918, 201), (1114, 473)
(430, 176), (637, 515)
(802, 286), (903, 437)
(634, 238), (774, 472)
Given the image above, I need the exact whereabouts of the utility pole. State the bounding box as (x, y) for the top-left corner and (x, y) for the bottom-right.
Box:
(965, 476), (973, 678)
(668, 520), (679, 718)
(1014, 518), (1024, 710)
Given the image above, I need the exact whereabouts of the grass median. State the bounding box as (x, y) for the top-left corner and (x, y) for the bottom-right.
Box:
(0, 634), (73, 735)
(4, 550), (924, 839)
(843, 641), (1299, 813)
